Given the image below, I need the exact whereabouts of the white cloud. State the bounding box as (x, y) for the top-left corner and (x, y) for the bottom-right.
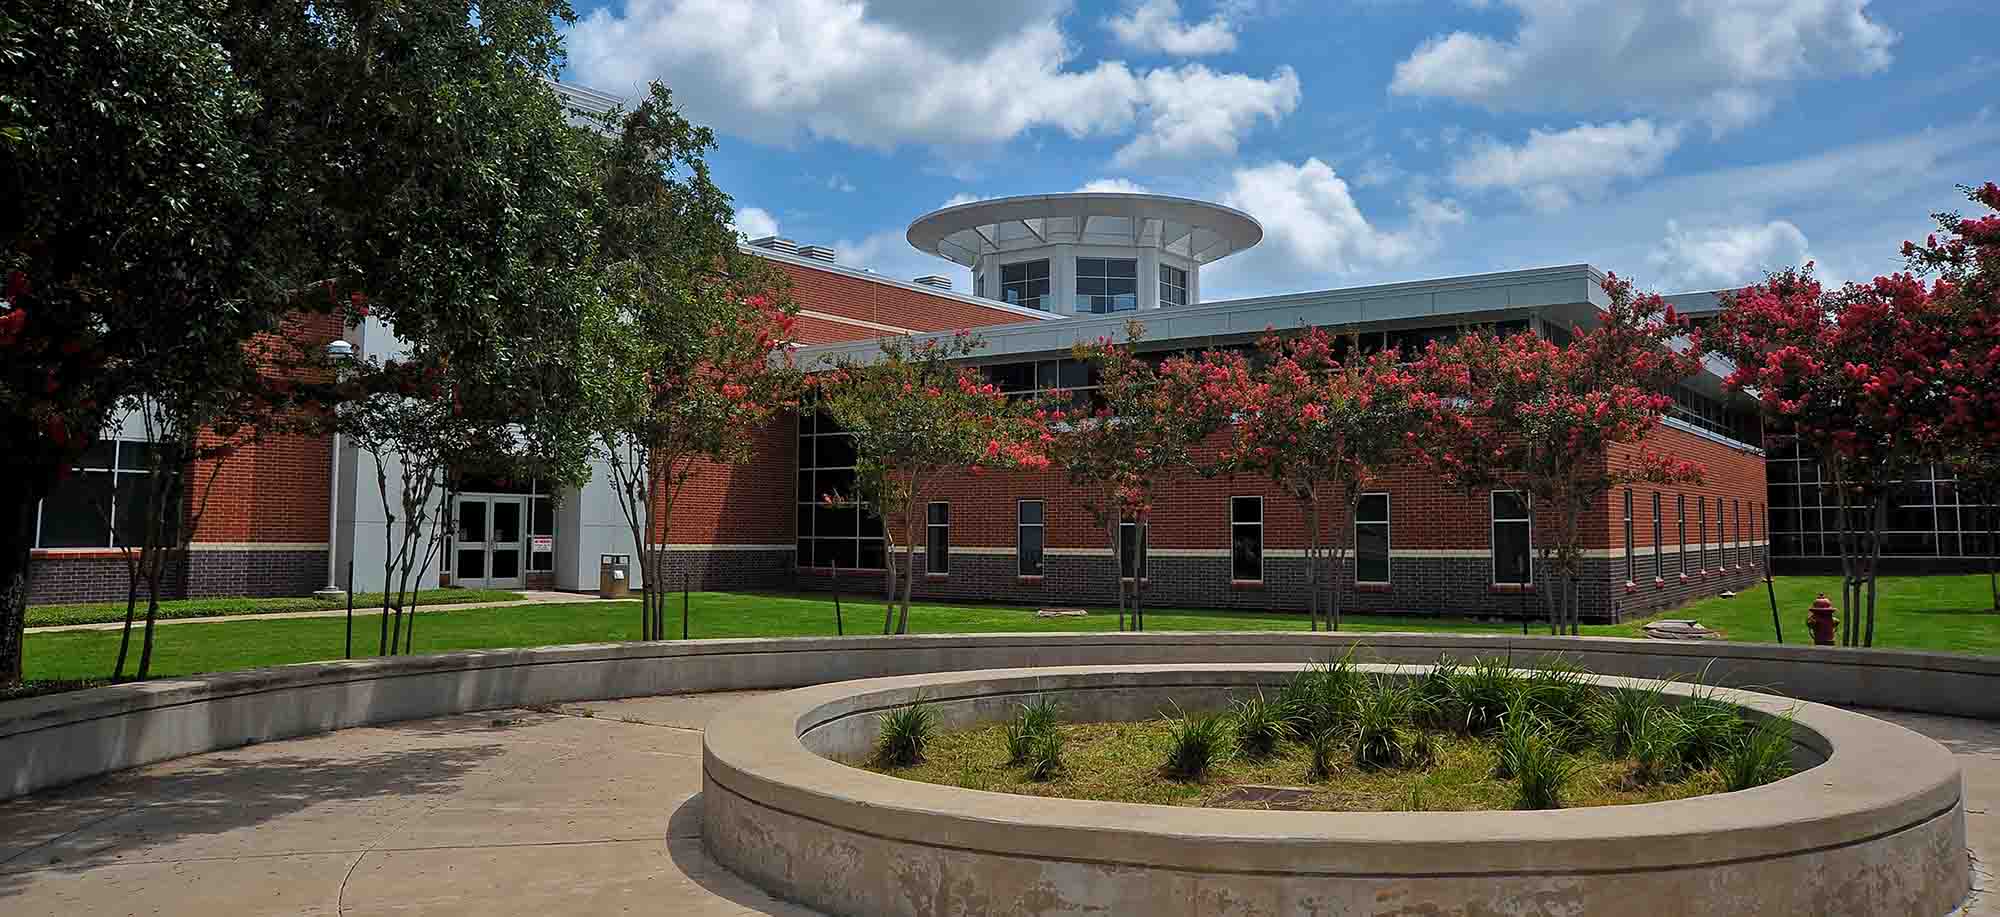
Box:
(941, 192), (988, 208)
(569, 0), (1297, 161)
(1218, 158), (1434, 277)
(827, 174), (856, 193)
(1449, 119), (1682, 211)
(731, 206), (779, 240)
(1077, 178), (1154, 193)
(1105, 0), (1238, 56)
(1390, 0), (1895, 132)
(1113, 64), (1301, 166)
(1648, 219), (1812, 290)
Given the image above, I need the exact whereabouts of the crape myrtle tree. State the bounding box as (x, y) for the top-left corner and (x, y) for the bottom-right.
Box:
(1062, 322), (1236, 631)
(1415, 275), (1705, 636)
(1716, 181), (1998, 645)
(1216, 328), (1426, 632)
(583, 82), (799, 643)
(814, 332), (1050, 635)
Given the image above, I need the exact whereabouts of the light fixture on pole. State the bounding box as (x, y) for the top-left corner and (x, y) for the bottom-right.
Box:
(314, 339), (355, 601)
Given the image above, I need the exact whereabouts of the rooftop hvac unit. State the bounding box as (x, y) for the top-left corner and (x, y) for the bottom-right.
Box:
(913, 275), (953, 290)
(797, 244), (836, 263)
(749, 236), (799, 255)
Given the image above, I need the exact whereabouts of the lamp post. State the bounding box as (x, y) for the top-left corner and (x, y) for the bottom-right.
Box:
(314, 339), (354, 601)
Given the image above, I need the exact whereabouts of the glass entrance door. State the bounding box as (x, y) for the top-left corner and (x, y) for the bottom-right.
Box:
(454, 494), (526, 589)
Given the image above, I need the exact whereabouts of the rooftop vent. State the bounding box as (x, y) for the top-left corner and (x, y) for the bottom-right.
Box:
(913, 275), (953, 290)
(797, 244), (836, 263)
(749, 236), (798, 255)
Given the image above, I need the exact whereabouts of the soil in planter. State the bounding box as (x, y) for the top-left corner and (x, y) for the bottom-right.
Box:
(867, 719), (1724, 812)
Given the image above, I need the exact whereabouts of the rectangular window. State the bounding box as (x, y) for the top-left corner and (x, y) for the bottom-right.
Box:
(1000, 259), (1051, 310)
(1231, 496), (1263, 582)
(1622, 489), (1635, 583)
(34, 439), (171, 549)
(1159, 264), (1189, 307)
(1017, 500), (1044, 576)
(1120, 519), (1147, 579)
(796, 406), (884, 570)
(1734, 498), (1744, 568)
(1076, 257), (1138, 313)
(1698, 496), (1709, 570)
(1492, 490), (1533, 585)
(529, 489), (555, 573)
(1652, 492), (1664, 581)
(1677, 494), (1688, 576)
(1717, 496), (1727, 567)
(1355, 493), (1391, 584)
(926, 502), (950, 574)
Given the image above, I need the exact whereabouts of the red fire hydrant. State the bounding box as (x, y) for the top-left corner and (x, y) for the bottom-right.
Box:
(1806, 593), (1839, 646)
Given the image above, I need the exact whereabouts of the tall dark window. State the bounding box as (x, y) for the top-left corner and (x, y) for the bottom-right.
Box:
(1698, 496), (1710, 571)
(1734, 498), (1744, 568)
(1652, 492), (1665, 581)
(1231, 496), (1263, 582)
(926, 502), (950, 574)
(1120, 519), (1147, 579)
(1492, 490), (1532, 585)
(1622, 489), (1635, 583)
(1716, 496), (1727, 568)
(1000, 259), (1051, 310)
(1076, 257), (1138, 313)
(1677, 494), (1688, 576)
(796, 408), (884, 569)
(1355, 493), (1391, 584)
(1159, 264), (1189, 306)
(1017, 500), (1044, 576)
(35, 439), (172, 549)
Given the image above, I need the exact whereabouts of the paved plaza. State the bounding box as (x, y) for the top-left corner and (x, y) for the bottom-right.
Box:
(0, 691), (1991, 916)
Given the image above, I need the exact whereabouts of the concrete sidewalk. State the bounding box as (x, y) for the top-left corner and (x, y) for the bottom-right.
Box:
(25, 590), (628, 635)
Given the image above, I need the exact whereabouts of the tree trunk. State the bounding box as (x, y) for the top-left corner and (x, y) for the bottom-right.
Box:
(1864, 493), (1887, 648)
(1108, 514), (1125, 632)
(897, 490), (917, 635)
(113, 558), (139, 680)
(1305, 498), (1320, 632)
(0, 466), (49, 685)
(1987, 502), (1997, 613)
(1135, 520), (1149, 632)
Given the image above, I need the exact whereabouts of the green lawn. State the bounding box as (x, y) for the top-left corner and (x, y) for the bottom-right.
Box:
(18, 575), (2000, 685)
(25, 588), (524, 627)
(1605, 574), (2000, 655)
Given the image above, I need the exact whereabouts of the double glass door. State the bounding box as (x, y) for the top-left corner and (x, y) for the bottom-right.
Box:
(455, 494), (526, 588)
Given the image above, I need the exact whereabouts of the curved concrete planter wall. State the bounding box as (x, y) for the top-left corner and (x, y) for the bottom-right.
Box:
(3, 631), (1994, 803)
(702, 664), (1968, 917)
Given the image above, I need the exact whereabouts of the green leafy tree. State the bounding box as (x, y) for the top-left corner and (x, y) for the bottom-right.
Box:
(814, 333), (1048, 635)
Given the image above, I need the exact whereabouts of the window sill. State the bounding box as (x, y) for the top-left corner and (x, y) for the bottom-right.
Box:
(30, 548), (128, 559)
(1489, 583), (1535, 594)
(1356, 582), (1392, 593)
(924, 573), (949, 580)
(1624, 581), (1638, 593)
(1017, 575), (1044, 584)
(1653, 577), (1666, 589)
(1230, 579), (1265, 591)
(796, 566), (883, 577)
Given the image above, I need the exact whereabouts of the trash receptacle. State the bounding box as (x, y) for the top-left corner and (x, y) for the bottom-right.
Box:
(599, 554), (631, 599)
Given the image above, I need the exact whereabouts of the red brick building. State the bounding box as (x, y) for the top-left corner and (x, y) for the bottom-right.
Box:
(27, 192), (1768, 623)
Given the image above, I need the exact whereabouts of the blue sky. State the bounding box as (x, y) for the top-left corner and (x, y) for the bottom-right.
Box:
(560, 0), (1997, 301)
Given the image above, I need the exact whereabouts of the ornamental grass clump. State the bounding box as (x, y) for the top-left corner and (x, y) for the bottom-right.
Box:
(1523, 661), (1597, 748)
(1590, 681), (1666, 758)
(1306, 727), (1343, 781)
(1675, 690), (1751, 772)
(1414, 653), (1466, 732)
(1230, 691), (1296, 759)
(874, 699), (935, 767)
(1492, 694), (1540, 780)
(1719, 713), (1797, 792)
(1022, 725), (1066, 781)
(1628, 706), (1692, 785)
(1006, 697), (1063, 764)
(1447, 656), (1521, 736)
(1511, 730), (1583, 810)
(1279, 656), (1361, 737)
(1161, 706), (1232, 781)
(1350, 677), (1424, 770)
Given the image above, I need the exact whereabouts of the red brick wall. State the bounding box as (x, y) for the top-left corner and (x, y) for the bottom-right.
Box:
(653, 418), (795, 546)
(188, 311), (340, 544)
(771, 260), (1037, 336)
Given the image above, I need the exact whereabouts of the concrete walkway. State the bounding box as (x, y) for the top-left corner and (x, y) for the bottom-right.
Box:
(0, 694), (1989, 916)
(26, 590), (628, 634)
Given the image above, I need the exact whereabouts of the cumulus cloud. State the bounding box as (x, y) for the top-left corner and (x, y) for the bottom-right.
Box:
(940, 192), (989, 208)
(1077, 178), (1154, 193)
(1389, 0), (1895, 132)
(1648, 219), (1812, 290)
(1105, 0), (1238, 56)
(569, 0), (1296, 162)
(1449, 119), (1682, 211)
(1219, 158), (1439, 277)
(731, 206), (779, 240)
(1113, 65), (1301, 166)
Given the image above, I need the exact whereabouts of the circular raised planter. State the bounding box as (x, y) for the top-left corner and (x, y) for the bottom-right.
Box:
(702, 663), (1969, 917)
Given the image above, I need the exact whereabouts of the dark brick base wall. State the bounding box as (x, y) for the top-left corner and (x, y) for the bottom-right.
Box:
(28, 549), (325, 605)
(795, 550), (1760, 624)
(643, 548), (795, 594)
